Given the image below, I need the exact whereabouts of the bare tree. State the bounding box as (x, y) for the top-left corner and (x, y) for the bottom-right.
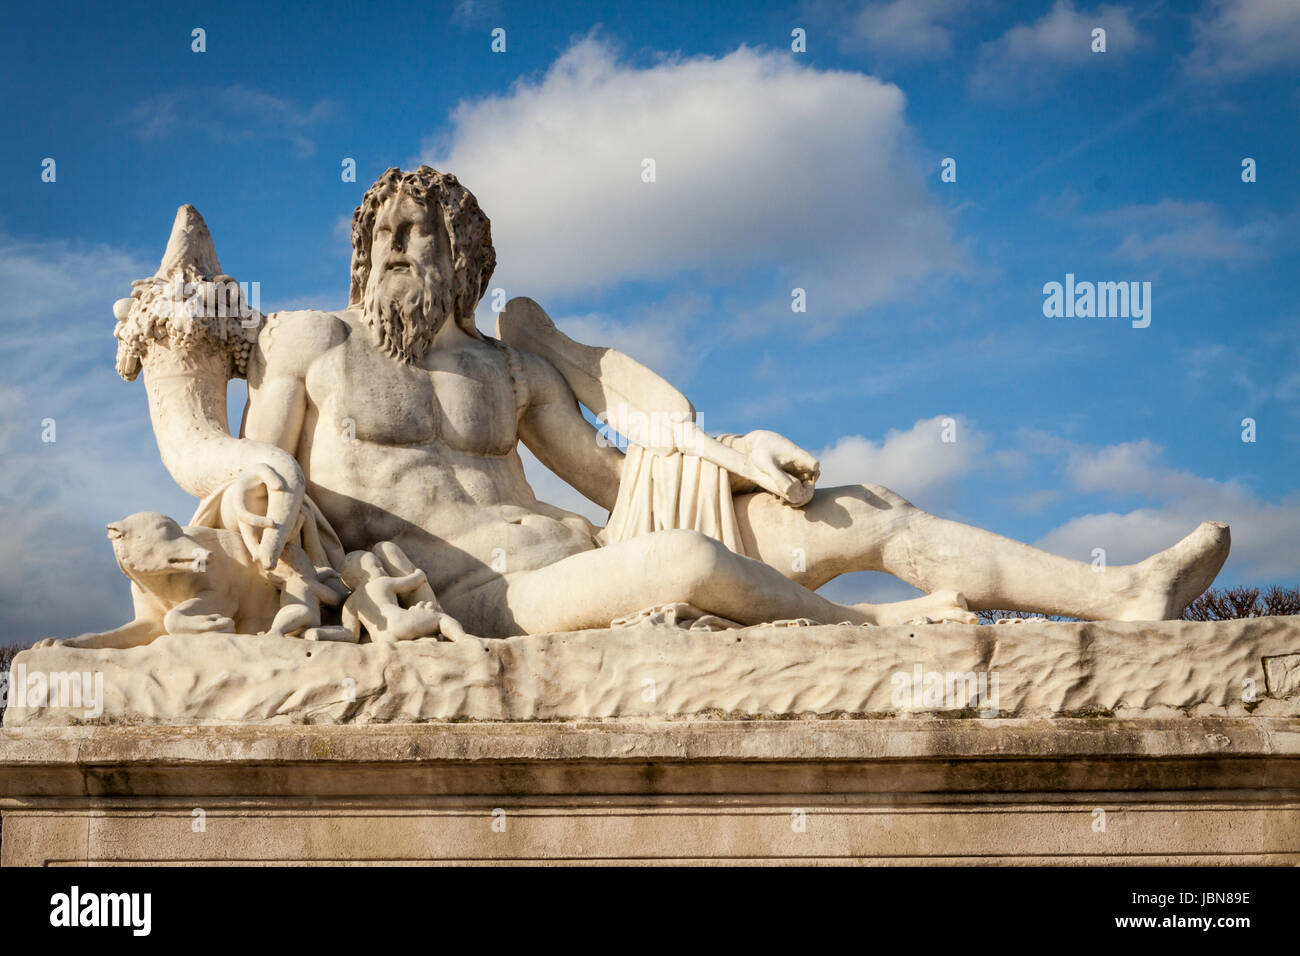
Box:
(977, 586), (1300, 624)
(1182, 586), (1300, 621)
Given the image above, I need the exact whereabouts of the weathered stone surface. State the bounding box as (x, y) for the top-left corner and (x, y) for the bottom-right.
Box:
(7, 616), (1299, 726)
(2, 719), (1298, 865)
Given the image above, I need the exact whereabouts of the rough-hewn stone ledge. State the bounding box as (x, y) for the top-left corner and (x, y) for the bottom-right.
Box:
(6, 617), (1299, 726)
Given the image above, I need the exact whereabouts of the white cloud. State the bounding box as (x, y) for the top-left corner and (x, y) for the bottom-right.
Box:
(1087, 199), (1276, 265)
(1186, 0), (1300, 79)
(128, 86), (335, 157)
(1175, 338), (1290, 410)
(846, 0), (965, 59)
(0, 237), (146, 323)
(816, 414), (987, 511)
(545, 311), (687, 380)
(422, 36), (963, 319)
(452, 0), (502, 27)
(1037, 438), (1300, 581)
(524, 288), (723, 380)
(1008, 487), (1062, 515)
(971, 1), (1140, 98)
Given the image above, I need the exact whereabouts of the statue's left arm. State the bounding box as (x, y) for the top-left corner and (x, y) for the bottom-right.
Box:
(499, 297), (819, 507)
(515, 349), (626, 512)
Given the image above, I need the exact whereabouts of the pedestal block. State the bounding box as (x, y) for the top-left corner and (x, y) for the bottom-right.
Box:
(2, 719), (1298, 865)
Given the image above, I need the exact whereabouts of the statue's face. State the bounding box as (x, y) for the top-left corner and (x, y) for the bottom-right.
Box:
(366, 191), (454, 323)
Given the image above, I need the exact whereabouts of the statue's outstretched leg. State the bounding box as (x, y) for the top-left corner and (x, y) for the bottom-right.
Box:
(734, 484), (1230, 620)
(443, 529), (963, 637)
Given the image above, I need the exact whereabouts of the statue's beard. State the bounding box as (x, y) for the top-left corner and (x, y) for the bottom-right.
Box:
(362, 271), (454, 365)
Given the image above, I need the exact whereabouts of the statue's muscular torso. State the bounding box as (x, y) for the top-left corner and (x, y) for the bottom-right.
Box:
(246, 309), (614, 600)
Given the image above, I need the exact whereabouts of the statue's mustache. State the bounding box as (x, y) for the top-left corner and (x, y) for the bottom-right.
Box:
(381, 258), (416, 276)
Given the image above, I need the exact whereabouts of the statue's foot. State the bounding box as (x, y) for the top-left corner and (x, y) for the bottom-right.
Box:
(1116, 521), (1230, 621)
(386, 604), (447, 641)
(866, 590), (977, 627)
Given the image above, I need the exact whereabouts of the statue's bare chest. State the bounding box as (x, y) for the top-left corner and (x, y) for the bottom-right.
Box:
(313, 334), (519, 454)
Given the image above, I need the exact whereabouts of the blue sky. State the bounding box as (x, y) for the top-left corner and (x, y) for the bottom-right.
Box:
(1, 0), (1297, 639)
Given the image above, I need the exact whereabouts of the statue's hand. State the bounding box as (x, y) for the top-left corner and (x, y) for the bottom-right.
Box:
(230, 462), (306, 570)
(743, 430), (820, 507)
(409, 601), (475, 643)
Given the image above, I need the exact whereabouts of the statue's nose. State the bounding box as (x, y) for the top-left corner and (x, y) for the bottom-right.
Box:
(106, 523), (124, 540)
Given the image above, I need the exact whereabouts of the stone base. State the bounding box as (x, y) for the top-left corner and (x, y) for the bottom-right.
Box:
(3, 719), (1298, 865)
(7, 617), (1300, 725)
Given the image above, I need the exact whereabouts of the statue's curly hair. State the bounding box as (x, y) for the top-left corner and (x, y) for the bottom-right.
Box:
(348, 166), (496, 326)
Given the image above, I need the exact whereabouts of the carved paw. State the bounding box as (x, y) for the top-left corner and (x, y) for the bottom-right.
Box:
(304, 626), (360, 643)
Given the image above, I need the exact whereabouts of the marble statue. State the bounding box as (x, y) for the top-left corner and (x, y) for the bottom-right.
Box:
(65, 166), (1230, 648)
(11, 164), (1289, 733)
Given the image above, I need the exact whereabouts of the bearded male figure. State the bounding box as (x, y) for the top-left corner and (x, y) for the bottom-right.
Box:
(125, 166), (1230, 639)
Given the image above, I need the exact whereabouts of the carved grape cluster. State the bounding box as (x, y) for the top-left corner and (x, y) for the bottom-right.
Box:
(114, 268), (262, 381)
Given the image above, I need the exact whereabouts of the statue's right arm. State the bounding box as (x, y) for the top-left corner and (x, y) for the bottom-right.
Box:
(243, 330), (308, 455)
(233, 311), (342, 566)
(131, 322), (308, 569)
(113, 210), (335, 567)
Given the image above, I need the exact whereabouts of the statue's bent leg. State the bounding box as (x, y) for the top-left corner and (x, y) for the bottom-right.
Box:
(441, 529), (876, 637)
(734, 484), (1230, 620)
